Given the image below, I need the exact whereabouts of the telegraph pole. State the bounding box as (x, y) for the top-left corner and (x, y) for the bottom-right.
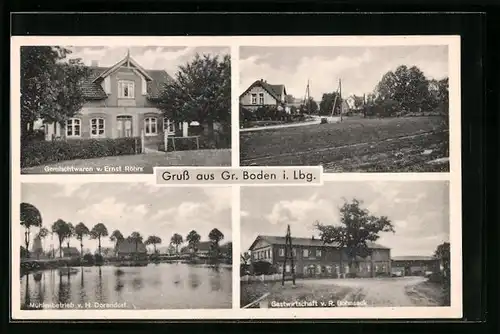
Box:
(339, 79), (343, 122)
(281, 225), (296, 286)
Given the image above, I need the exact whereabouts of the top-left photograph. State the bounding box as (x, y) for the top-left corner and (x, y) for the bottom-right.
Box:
(19, 45), (231, 174)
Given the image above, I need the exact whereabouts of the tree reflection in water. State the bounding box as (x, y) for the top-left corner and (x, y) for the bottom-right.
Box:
(114, 269), (125, 292)
(209, 265), (222, 291)
(22, 275), (31, 310)
(58, 272), (71, 304)
(188, 271), (200, 289)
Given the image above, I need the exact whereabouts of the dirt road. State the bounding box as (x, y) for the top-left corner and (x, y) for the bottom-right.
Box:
(305, 277), (440, 307)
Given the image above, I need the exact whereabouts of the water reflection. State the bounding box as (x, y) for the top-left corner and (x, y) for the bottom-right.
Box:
(20, 263), (231, 309)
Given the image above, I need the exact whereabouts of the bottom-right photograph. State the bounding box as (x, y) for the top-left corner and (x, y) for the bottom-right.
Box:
(240, 181), (452, 309)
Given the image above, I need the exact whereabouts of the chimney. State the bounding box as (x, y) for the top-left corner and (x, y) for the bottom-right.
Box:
(91, 60), (99, 67)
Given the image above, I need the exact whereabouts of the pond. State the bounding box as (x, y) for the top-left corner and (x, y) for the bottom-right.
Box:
(21, 263), (232, 309)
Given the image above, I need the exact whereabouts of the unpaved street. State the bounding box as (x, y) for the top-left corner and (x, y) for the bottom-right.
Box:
(302, 277), (440, 307)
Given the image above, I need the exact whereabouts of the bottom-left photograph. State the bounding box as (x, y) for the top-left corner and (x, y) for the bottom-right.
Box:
(18, 183), (233, 310)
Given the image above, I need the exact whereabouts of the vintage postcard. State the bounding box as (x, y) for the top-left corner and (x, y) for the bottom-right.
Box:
(17, 182), (233, 311)
(240, 180), (458, 313)
(11, 35), (462, 321)
(15, 43), (231, 175)
(239, 44), (457, 173)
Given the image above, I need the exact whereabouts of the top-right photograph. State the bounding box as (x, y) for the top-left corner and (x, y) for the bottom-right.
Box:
(239, 45), (452, 173)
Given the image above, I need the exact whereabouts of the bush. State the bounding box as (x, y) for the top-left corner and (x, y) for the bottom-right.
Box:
(320, 118), (328, 124)
(21, 137), (142, 168)
(252, 261), (276, 275)
(427, 272), (445, 284)
(82, 253), (95, 265)
(94, 253), (104, 265)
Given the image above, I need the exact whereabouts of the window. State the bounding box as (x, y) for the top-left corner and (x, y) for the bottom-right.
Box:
(285, 265), (291, 273)
(367, 263), (371, 272)
(303, 266), (308, 275)
(90, 118), (105, 137)
(316, 249), (322, 257)
(144, 117), (158, 136)
(326, 266), (332, 274)
(66, 118), (81, 137)
(317, 265), (322, 274)
(292, 248), (296, 256)
(251, 93), (257, 104)
(279, 248), (284, 256)
(258, 93), (264, 104)
(118, 80), (135, 99)
(267, 249), (271, 258)
(303, 249), (309, 257)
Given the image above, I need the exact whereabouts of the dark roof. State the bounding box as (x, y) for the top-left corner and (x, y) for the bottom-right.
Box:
(80, 64), (173, 100)
(116, 239), (147, 254)
(392, 256), (437, 261)
(240, 79), (286, 102)
(249, 235), (390, 251)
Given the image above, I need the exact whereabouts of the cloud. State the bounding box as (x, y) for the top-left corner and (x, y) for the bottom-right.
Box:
(240, 46), (449, 100)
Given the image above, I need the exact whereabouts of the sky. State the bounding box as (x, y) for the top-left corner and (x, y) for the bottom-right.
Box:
(66, 46), (229, 77)
(240, 45), (449, 101)
(240, 181), (450, 257)
(20, 183), (232, 253)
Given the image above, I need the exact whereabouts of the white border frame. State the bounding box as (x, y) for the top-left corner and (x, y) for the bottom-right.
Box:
(11, 35), (461, 320)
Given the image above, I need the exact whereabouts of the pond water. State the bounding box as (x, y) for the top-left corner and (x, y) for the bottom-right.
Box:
(21, 263), (232, 309)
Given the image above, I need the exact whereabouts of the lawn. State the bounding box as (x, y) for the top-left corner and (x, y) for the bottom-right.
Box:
(405, 280), (450, 306)
(240, 280), (353, 308)
(21, 149), (232, 174)
(240, 116), (449, 172)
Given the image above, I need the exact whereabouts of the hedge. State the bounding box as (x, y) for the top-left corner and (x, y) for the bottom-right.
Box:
(21, 137), (142, 168)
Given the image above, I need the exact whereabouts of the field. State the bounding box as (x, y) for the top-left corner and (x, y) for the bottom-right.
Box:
(240, 117), (449, 172)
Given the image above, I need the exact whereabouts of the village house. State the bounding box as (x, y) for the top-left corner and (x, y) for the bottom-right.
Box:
(56, 246), (80, 259)
(240, 79), (288, 111)
(43, 51), (190, 149)
(116, 239), (148, 260)
(391, 256), (440, 276)
(248, 235), (392, 278)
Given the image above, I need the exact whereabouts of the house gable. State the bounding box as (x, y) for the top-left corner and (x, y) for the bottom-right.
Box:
(248, 236), (272, 251)
(92, 53), (153, 83)
(239, 80), (287, 106)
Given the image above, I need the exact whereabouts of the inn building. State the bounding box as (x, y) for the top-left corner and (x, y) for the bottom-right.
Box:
(248, 235), (392, 278)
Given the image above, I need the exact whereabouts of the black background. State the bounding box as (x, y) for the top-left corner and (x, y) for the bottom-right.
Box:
(4, 7), (498, 334)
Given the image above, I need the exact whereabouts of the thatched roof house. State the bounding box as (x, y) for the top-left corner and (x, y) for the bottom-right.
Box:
(116, 239), (147, 257)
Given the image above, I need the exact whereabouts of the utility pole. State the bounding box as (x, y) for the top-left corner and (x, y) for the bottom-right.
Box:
(281, 224), (296, 286)
(339, 78), (343, 122)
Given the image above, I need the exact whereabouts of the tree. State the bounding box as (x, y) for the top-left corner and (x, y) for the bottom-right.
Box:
(240, 252), (251, 265)
(301, 97), (318, 114)
(51, 219), (70, 258)
(20, 46), (90, 140)
(374, 65), (431, 114)
(128, 232), (143, 253)
(314, 198), (395, 275)
(285, 94), (295, 104)
(90, 223), (109, 256)
(158, 53), (231, 147)
(74, 222), (90, 259)
(20, 203), (43, 258)
(434, 242), (450, 276)
(66, 223), (75, 248)
(110, 230), (124, 251)
(208, 228), (225, 258)
(170, 233), (184, 254)
(36, 227), (50, 258)
(352, 95), (365, 109)
(186, 230), (201, 253)
(145, 235), (162, 254)
(319, 92), (342, 116)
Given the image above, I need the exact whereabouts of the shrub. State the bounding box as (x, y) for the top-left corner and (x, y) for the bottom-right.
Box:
(94, 253), (104, 265)
(320, 118), (328, 124)
(252, 261), (276, 275)
(21, 137), (142, 168)
(82, 253), (95, 265)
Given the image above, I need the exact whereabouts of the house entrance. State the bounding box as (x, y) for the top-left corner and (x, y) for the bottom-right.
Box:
(117, 116), (133, 138)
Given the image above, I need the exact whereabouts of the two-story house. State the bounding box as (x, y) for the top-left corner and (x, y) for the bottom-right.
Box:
(248, 235), (391, 278)
(43, 51), (189, 148)
(240, 79), (287, 111)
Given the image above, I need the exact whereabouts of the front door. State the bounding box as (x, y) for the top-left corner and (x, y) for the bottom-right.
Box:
(117, 116), (133, 138)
